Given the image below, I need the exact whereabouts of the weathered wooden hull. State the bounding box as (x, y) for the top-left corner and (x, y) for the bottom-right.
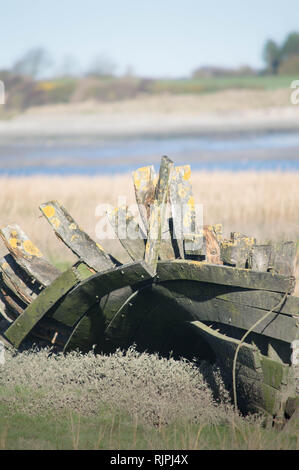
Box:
(0, 156), (298, 423)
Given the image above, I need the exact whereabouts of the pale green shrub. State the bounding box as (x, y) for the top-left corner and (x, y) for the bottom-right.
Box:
(0, 346), (235, 426)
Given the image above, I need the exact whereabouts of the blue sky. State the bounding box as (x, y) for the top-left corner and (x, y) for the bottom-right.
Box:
(1, 0), (299, 78)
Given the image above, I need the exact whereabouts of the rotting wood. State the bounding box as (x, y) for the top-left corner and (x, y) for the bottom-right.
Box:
(0, 254), (42, 304)
(149, 282), (298, 344)
(132, 165), (157, 232)
(248, 245), (273, 272)
(269, 241), (297, 277)
(49, 260), (155, 330)
(4, 262), (93, 348)
(107, 205), (146, 261)
(0, 156), (298, 423)
(220, 233), (256, 268)
(203, 225), (222, 264)
(190, 320), (295, 416)
(145, 156), (174, 272)
(40, 200), (117, 272)
(0, 224), (60, 287)
(156, 259), (294, 293)
(169, 165), (204, 258)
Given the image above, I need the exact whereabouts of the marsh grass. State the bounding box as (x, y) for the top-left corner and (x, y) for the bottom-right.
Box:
(0, 171), (298, 292)
(0, 347), (297, 450)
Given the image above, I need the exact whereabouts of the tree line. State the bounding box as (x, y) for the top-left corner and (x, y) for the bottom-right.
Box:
(263, 32), (299, 74)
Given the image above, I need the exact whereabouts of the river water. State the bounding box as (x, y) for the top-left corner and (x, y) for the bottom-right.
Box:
(0, 130), (299, 176)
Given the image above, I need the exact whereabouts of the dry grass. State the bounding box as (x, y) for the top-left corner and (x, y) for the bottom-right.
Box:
(0, 347), (297, 450)
(0, 171), (298, 292)
(0, 347), (233, 427)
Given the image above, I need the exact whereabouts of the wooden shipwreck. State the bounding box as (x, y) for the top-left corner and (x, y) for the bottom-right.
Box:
(0, 156), (298, 425)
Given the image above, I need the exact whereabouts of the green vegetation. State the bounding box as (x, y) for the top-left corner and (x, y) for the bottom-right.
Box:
(263, 32), (299, 75)
(1, 30), (298, 112)
(152, 75), (298, 94)
(0, 73), (298, 112)
(0, 347), (298, 450)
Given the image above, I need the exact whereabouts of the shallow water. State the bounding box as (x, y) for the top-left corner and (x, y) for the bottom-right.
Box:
(0, 130), (299, 175)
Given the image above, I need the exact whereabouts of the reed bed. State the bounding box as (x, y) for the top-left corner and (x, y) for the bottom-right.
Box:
(0, 171), (298, 292)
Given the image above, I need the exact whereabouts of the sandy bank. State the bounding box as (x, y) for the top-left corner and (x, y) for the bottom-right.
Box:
(0, 90), (299, 141)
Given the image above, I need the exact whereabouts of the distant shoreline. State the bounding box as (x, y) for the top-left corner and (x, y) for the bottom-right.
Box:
(0, 91), (298, 142)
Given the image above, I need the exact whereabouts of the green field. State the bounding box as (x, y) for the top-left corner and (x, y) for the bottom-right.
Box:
(153, 75), (299, 94)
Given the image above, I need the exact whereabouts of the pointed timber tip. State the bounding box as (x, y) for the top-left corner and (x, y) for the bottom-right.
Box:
(161, 155), (174, 165)
(141, 260), (157, 279)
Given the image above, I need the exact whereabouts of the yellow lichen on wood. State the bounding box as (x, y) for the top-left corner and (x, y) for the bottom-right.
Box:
(183, 165), (191, 181)
(23, 239), (43, 258)
(41, 205), (56, 219)
(8, 237), (19, 249)
(51, 217), (61, 229)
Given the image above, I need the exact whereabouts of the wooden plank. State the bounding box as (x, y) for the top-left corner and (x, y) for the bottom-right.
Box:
(40, 200), (116, 272)
(150, 282), (298, 344)
(203, 225), (222, 264)
(0, 224), (60, 287)
(156, 259), (294, 293)
(63, 303), (106, 353)
(183, 296), (297, 343)
(4, 262), (93, 348)
(213, 287), (299, 317)
(190, 320), (294, 415)
(49, 260), (155, 330)
(221, 233), (256, 268)
(269, 241), (297, 277)
(132, 165), (157, 232)
(0, 284), (26, 318)
(248, 242), (297, 277)
(0, 254), (42, 304)
(107, 205), (146, 261)
(169, 165), (203, 258)
(248, 245), (272, 272)
(156, 279), (299, 317)
(145, 156), (174, 272)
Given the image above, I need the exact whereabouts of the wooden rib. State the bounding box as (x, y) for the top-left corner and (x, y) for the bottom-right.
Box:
(49, 260), (155, 331)
(132, 165), (157, 232)
(144, 156), (174, 273)
(40, 200), (116, 273)
(107, 205), (146, 261)
(156, 259), (294, 293)
(0, 286), (20, 322)
(0, 224), (60, 287)
(0, 283), (26, 318)
(0, 254), (42, 305)
(4, 262), (93, 348)
(190, 320), (294, 416)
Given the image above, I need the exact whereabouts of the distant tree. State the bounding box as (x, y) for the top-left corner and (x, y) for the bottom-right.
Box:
(56, 54), (81, 78)
(12, 47), (52, 79)
(263, 39), (281, 74)
(86, 54), (117, 78)
(281, 32), (299, 60)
